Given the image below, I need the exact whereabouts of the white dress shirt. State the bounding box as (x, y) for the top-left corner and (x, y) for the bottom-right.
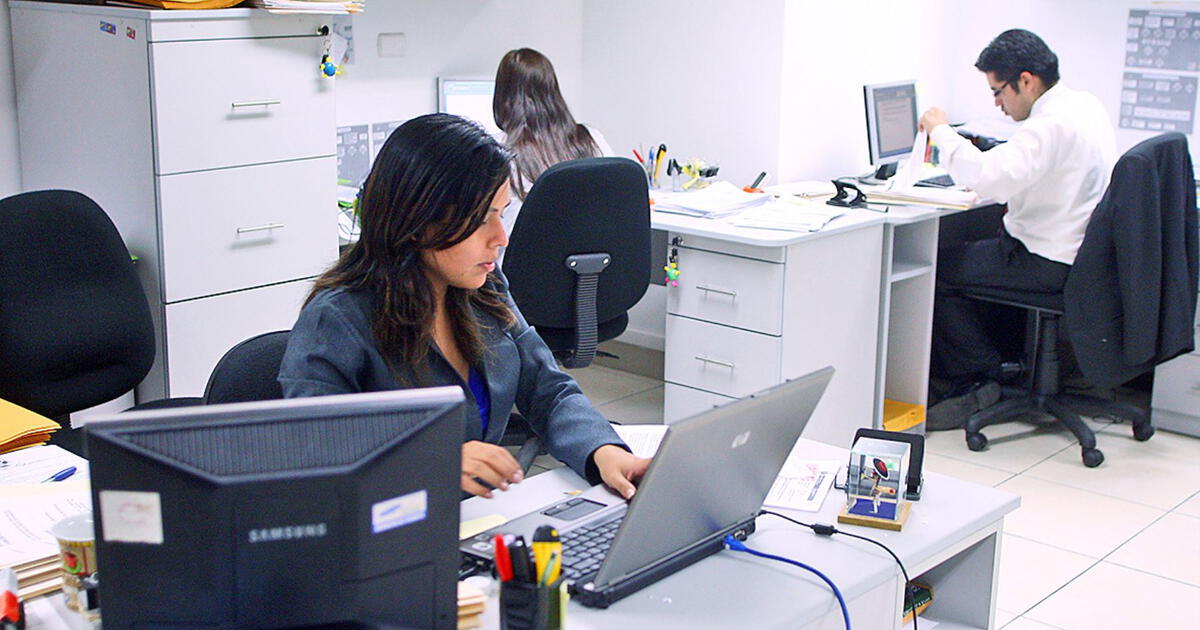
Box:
(930, 84), (1116, 265)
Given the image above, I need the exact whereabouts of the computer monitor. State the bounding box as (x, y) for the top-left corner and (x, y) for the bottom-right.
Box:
(863, 80), (919, 182)
(437, 78), (500, 136)
(85, 387), (466, 630)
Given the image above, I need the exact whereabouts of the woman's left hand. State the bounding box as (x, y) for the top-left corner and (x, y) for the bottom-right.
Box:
(592, 444), (651, 500)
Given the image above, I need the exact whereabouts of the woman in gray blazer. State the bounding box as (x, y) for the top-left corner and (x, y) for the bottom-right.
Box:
(279, 113), (649, 499)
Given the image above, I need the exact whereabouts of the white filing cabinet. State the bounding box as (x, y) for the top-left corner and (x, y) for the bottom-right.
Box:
(11, 3), (338, 400)
(1151, 301), (1200, 436)
(662, 225), (884, 448)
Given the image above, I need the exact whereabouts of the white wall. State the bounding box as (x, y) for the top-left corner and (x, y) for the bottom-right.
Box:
(336, 1), (584, 130)
(0, 1), (20, 197)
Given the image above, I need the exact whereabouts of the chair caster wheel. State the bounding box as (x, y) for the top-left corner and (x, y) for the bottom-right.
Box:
(1133, 424), (1155, 442)
(1082, 448), (1104, 468)
(966, 432), (987, 452)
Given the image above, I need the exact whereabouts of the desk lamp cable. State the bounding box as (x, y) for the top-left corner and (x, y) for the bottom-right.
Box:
(722, 534), (851, 630)
(759, 509), (917, 630)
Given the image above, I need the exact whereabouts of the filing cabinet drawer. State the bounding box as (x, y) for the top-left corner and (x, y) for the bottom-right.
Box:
(158, 157), (338, 303)
(1152, 352), (1200, 417)
(164, 278), (311, 397)
(150, 36), (333, 174)
(665, 315), (781, 398)
(664, 383), (735, 424)
(668, 247), (785, 335)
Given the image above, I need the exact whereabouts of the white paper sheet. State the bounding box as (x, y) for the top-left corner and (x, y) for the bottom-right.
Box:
(887, 130), (929, 191)
(0, 445), (88, 485)
(0, 485), (91, 567)
(611, 424), (668, 459)
(763, 459), (840, 512)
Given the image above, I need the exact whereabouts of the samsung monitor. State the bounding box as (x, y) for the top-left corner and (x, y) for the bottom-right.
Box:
(863, 80), (919, 182)
(85, 387), (466, 630)
(437, 78), (500, 136)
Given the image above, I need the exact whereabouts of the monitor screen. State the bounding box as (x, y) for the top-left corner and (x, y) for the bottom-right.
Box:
(438, 78), (500, 136)
(864, 81), (919, 166)
(85, 387), (466, 630)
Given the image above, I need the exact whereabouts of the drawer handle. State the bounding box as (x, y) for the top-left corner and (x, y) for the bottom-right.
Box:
(236, 222), (286, 234)
(694, 355), (735, 370)
(231, 99), (282, 108)
(696, 285), (738, 298)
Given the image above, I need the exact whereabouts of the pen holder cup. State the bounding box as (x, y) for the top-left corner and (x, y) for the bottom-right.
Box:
(500, 578), (566, 630)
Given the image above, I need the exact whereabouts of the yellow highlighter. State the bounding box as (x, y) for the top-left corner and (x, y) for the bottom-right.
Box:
(532, 524), (562, 585)
(652, 144), (667, 188)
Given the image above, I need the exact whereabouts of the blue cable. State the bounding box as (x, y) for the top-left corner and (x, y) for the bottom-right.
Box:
(724, 534), (851, 630)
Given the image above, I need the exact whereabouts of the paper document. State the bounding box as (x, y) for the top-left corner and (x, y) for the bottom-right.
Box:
(888, 131), (929, 191)
(764, 180), (837, 199)
(0, 445), (88, 485)
(612, 424), (668, 459)
(653, 182), (771, 219)
(763, 459), (840, 512)
(731, 197), (845, 232)
(0, 483), (91, 568)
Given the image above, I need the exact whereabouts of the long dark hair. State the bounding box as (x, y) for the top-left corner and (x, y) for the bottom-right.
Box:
(493, 48), (600, 199)
(309, 113), (516, 377)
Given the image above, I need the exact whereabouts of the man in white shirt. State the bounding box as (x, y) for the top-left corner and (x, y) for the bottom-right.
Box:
(918, 29), (1117, 430)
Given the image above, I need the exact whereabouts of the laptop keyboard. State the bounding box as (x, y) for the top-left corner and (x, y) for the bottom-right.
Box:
(560, 514), (625, 580)
(915, 173), (955, 188)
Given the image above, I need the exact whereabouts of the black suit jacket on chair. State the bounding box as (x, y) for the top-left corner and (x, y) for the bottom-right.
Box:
(1064, 132), (1198, 389)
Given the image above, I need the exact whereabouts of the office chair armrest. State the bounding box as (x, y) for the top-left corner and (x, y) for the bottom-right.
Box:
(563, 252), (612, 368)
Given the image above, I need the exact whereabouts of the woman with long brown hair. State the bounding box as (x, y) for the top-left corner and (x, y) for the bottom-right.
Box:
(493, 47), (614, 233)
(279, 113), (647, 499)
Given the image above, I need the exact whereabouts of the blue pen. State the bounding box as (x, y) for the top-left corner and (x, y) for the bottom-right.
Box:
(42, 466), (77, 483)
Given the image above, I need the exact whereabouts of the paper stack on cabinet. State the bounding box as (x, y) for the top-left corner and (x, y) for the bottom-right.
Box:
(0, 398), (59, 453)
(245, 0), (365, 13)
(653, 181), (771, 219)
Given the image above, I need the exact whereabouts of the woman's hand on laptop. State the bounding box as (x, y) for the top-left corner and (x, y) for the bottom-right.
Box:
(593, 445), (651, 500)
(461, 440), (523, 498)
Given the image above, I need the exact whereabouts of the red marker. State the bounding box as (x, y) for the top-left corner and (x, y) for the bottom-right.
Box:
(493, 534), (514, 582)
(632, 149), (645, 165)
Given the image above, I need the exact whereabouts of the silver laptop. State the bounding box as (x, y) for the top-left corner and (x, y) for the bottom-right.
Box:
(460, 366), (834, 608)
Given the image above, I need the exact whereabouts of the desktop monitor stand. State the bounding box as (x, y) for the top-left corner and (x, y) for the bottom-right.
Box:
(857, 162), (897, 186)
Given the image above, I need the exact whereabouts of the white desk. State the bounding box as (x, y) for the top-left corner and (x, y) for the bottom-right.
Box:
(462, 438), (1020, 630)
(652, 209), (888, 447)
(652, 199), (968, 444)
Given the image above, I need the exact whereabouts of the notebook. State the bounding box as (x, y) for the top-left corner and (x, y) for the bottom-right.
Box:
(460, 366), (834, 608)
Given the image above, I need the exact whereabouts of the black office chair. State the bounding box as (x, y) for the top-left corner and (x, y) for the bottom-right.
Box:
(962, 133), (1197, 467)
(0, 190), (156, 455)
(503, 157), (652, 369)
(203, 331), (290, 404)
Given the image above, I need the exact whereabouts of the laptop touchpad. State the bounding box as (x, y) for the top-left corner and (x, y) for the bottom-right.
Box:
(542, 498), (606, 521)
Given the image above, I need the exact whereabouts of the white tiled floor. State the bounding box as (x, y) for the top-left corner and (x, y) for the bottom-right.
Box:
(561, 364), (1200, 630)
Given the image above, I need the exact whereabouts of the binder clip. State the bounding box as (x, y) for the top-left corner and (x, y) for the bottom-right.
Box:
(826, 179), (868, 209)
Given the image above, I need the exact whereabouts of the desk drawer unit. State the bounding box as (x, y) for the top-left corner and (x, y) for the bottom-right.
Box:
(149, 35), (333, 174)
(665, 315), (781, 398)
(663, 383), (735, 424)
(667, 246), (784, 335)
(10, 4), (336, 401)
(157, 157), (337, 302)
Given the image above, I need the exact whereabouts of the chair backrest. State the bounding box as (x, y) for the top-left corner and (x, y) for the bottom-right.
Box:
(503, 157), (651, 331)
(202, 331), (291, 405)
(1064, 132), (1198, 388)
(0, 190), (154, 418)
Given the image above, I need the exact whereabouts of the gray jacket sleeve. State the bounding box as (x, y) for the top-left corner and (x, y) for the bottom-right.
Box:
(278, 292), (376, 398)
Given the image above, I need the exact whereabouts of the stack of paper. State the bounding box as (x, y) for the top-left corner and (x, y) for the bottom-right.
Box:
(653, 181), (771, 219)
(0, 398), (60, 454)
(730, 197), (846, 233)
(457, 580), (486, 629)
(245, 0), (365, 13)
(114, 0), (245, 9)
(866, 185), (979, 210)
(0, 451), (92, 600)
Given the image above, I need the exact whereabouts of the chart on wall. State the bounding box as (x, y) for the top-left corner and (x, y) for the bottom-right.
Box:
(1120, 9), (1200, 134)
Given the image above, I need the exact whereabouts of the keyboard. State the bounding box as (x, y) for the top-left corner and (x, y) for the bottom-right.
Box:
(559, 514), (625, 580)
(914, 174), (956, 188)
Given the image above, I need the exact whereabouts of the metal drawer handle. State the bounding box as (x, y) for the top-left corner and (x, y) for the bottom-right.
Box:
(236, 222), (286, 234)
(696, 285), (738, 298)
(694, 355), (735, 369)
(231, 99), (282, 108)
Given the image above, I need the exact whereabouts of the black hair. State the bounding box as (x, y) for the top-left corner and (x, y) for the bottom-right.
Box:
(310, 113), (515, 375)
(975, 29), (1059, 91)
